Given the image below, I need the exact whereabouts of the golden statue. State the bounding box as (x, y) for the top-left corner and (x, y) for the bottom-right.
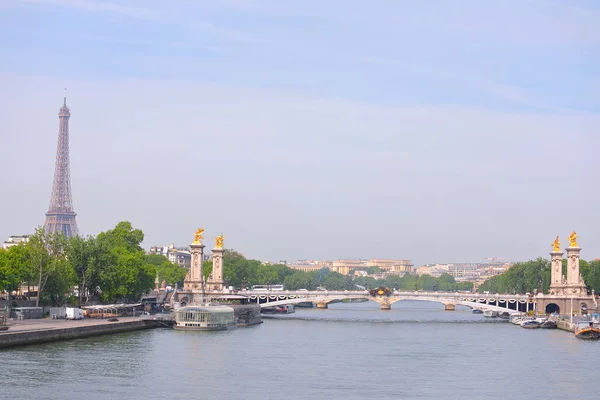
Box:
(568, 231), (578, 247)
(215, 234), (225, 249)
(551, 236), (561, 252)
(193, 228), (204, 244)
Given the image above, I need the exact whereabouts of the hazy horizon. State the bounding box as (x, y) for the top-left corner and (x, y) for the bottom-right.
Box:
(1, 0), (599, 267)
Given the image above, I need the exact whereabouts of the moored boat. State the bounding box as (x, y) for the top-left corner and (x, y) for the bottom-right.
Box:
(174, 305), (236, 331)
(498, 312), (510, 320)
(574, 321), (600, 340)
(540, 320), (557, 329)
(275, 305), (295, 314)
(472, 309), (483, 314)
(483, 310), (498, 318)
(521, 319), (540, 329)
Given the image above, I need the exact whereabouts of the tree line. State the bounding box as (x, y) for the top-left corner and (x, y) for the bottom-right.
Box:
(0, 222), (187, 310)
(477, 257), (600, 294)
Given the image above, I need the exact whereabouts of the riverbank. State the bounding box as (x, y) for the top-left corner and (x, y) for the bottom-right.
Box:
(0, 317), (165, 349)
(557, 319), (575, 332)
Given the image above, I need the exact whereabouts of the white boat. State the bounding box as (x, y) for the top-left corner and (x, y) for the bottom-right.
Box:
(510, 314), (526, 325)
(174, 305), (236, 331)
(483, 310), (498, 318)
(521, 319), (540, 329)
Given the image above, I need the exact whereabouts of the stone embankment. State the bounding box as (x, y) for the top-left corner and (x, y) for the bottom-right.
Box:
(0, 317), (164, 349)
(556, 319), (575, 332)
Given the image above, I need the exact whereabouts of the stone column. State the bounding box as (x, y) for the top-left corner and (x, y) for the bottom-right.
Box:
(549, 250), (564, 295)
(185, 242), (205, 290)
(565, 246), (586, 295)
(210, 247), (225, 291)
(566, 246), (581, 285)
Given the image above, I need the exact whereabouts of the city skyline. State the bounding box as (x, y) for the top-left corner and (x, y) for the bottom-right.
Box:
(1, 1), (599, 267)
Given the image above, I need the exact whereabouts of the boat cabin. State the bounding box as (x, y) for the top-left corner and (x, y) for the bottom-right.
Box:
(174, 305), (235, 331)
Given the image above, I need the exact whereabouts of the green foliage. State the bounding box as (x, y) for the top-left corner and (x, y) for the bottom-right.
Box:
(28, 227), (70, 307)
(223, 250), (260, 288)
(283, 272), (315, 290)
(144, 254), (188, 288)
(1, 221), (159, 306)
(0, 245), (28, 294)
(354, 272), (472, 292)
(202, 260), (213, 281)
(94, 222), (155, 303)
(479, 258), (551, 294)
(584, 260), (600, 294)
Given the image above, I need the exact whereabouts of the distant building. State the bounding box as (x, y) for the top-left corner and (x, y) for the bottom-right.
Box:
(286, 260), (331, 273)
(417, 261), (511, 282)
(332, 259), (368, 275)
(282, 258), (415, 276)
(366, 259), (414, 274)
(149, 244), (191, 269)
(3, 235), (30, 250)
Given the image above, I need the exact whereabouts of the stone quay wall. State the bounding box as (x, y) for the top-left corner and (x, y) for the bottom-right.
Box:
(0, 318), (162, 349)
(557, 319), (575, 332)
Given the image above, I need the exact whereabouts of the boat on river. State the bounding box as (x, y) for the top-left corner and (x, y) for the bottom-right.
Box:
(174, 305), (236, 331)
(540, 320), (557, 329)
(521, 319), (540, 329)
(275, 305), (295, 314)
(498, 312), (510, 320)
(483, 310), (498, 318)
(472, 309), (483, 314)
(574, 321), (600, 340)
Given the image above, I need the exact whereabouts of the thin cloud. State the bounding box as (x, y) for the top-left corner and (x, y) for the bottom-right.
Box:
(15, 0), (163, 20)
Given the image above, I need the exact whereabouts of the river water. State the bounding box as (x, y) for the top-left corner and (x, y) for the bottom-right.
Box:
(2, 301), (598, 400)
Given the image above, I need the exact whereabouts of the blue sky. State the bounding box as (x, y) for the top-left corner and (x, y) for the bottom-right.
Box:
(1, 0), (599, 266)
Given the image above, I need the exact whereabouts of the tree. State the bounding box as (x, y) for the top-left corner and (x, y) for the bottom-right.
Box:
(0, 245), (29, 317)
(223, 250), (259, 288)
(283, 272), (314, 290)
(67, 235), (106, 306)
(256, 264), (279, 286)
(27, 227), (68, 307)
(479, 258), (551, 294)
(202, 260), (213, 282)
(144, 254), (188, 288)
(585, 260), (600, 294)
(94, 221), (156, 302)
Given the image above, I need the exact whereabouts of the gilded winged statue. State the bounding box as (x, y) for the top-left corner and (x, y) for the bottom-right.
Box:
(551, 236), (561, 252)
(215, 235), (225, 249)
(193, 228), (204, 243)
(568, 231), (578, 247)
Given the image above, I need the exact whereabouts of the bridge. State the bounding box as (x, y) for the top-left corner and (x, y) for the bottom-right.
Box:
(241, 290), (533, 314)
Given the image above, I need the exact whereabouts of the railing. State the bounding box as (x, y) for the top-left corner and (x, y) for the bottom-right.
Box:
(242, 290), (530, 300)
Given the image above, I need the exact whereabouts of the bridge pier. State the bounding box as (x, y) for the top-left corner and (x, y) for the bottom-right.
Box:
(444, 304), (456, 311)
(380, 303), (391, 310)
(316, 301), (329, 309)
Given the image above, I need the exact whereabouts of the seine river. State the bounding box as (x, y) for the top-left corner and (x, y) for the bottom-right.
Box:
(3, 301), (598, 400)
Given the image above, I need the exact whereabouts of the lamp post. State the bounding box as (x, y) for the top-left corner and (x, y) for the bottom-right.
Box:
(570, 296), (573, 325)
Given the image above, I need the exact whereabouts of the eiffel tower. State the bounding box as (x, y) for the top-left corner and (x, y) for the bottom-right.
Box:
(44, 92), (79, 237)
